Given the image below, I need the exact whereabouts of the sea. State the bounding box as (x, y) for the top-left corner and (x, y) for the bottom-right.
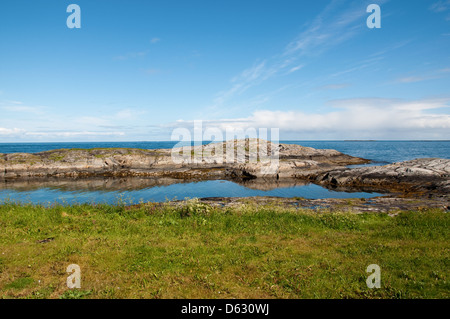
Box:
(1, 141), (449, 205)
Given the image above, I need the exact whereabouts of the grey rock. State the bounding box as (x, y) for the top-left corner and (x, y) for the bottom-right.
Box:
(307, 158), (450, 199)
(0, 139), (369, 180)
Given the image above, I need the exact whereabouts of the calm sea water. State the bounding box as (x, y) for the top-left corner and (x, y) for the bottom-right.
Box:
(1, 141), (448, 204)
(1, 140), (449, 163)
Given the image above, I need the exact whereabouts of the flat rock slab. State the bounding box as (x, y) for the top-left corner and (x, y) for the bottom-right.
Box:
(196, 196), (450, 213)
(307, 158), (450, 199)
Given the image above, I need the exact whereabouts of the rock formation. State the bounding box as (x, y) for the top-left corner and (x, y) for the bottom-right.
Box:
(0, 139), (368, 180)
(305, 158), (450, 199)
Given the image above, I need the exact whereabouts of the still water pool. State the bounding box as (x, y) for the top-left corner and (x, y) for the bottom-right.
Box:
(0, 179), (382, 205)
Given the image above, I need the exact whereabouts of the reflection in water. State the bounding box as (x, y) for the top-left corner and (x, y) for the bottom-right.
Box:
(0, 177), (310, 192)
(0, 177), (384, 205)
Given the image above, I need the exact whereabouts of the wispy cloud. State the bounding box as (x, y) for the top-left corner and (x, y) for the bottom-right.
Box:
(429, 0), (450, 12)
(282, 1), (372, 57)
(75, 116), (111, 127)
(143, 68), (162, 75)
(213, 60), (271, 107)
(396, 76), (430, 84)
(74, 108), (146, 127)
(0, 100), (44, 114)
(316, 83), (351, 90)
(113, 51), (149, 60)
(0, 127), (125, 139)
(150, 37), (160, 44)
(25, 131), (125, 137)
(430, 0), (450, 20)
(210, 0), (388, 111)
(287, 64), (305, 74)
(114, 108), (146, 120)
(4, 100), (22, 105)
(395, 68), (450, 84)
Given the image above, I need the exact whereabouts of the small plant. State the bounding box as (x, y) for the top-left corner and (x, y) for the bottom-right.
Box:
(59, 289), (92, 299)
(318, 212), (359, 230)
(179, 198), (212, 217)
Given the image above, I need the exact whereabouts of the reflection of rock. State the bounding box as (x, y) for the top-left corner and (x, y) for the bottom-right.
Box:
(0, 176), (384, 196)
(0, 177), (206, 192)
(306, 158), (450, 199)
(0, 177), (309, 193)
(235, 178), (309, 191)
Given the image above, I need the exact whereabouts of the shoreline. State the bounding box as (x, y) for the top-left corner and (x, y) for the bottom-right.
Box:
(1, 140), (449, 203)
(1, 196), (448, 214)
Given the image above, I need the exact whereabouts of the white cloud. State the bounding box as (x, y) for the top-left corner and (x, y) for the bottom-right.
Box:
(0, 127), (25, 136)
(150, 38), (160, 44)
(168, 98), (450, 139)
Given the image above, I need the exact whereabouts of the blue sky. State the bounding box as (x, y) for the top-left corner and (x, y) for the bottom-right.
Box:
(0, 0), (449, 142)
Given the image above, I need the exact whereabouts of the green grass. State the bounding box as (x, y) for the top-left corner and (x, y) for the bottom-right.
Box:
(5, 277), (34, 290)
(0, 198), (448, 299)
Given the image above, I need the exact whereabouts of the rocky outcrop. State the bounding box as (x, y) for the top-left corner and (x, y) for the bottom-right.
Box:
(306, 158), (450, 199)
(0, 140), (369, 180)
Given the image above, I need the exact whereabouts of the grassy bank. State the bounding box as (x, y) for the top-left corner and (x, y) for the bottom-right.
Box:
(0, 199), (448, 299)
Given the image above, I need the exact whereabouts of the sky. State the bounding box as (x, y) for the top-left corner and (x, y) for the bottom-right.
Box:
(0, 0), (449, 142)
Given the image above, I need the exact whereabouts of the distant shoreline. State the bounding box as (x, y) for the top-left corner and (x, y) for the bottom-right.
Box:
(2, 140), (450, 145)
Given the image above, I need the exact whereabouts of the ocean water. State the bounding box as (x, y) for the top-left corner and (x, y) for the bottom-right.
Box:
(1, 140), (449, 163)
(0, 141), (448, 204)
